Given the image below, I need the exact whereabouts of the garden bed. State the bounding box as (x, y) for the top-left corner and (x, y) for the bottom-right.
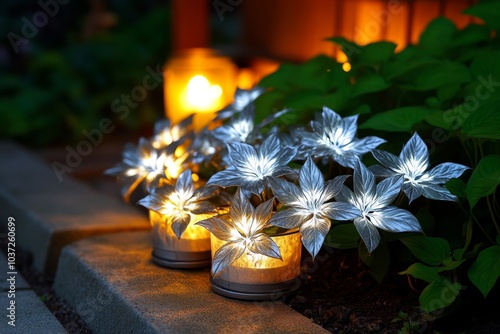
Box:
(288, 247), (500, 333)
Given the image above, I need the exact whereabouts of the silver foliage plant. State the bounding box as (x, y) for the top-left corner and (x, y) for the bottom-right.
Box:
(104, 137), (186, 202)
(206, 134), (297, 196)
(292, 106), (386, 168)
(137, 169), (219, 238)
(197, 188), (281, 276)
(108, 86), (470, 276)
(150, 116), (193, 150)
(371, 132), (470, 203)
(335, 161), (422, 253)
(269, 157), (360, 258)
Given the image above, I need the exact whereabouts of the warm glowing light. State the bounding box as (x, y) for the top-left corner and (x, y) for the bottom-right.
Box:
(164, 156), (182, 179)
(237, 68), (256, 89)
(150, 211), (212, 252)
(336, 51), (348, 63)
(211, 231), (301, 284)
(250, 58), (280, 82)
(183, 75), (223, 111)
(164, 48), (237, 130)
(191, 173), (200, 182)
(336, 51), (351, 72)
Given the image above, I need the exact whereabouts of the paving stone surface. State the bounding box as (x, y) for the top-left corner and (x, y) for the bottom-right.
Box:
(0, 141), (150, 275)
(0, 253), (30, 291)
(0, 254), (66, 333)
(0, 290), (68, 334)
(54, 231), (329, 334)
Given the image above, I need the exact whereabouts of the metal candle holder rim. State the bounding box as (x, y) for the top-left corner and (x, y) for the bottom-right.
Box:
(152, 249), (212, 269)
(210, 277), (300, 301)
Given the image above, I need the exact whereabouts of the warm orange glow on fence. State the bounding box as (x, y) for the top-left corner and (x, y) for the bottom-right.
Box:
(243, 0), (480, 62)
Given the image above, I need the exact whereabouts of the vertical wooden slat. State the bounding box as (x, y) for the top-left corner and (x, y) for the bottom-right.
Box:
(172, 0), (209, 50)
(381, 0), (411, 51)
(242, 0), (336, 62)
(332, 0), (344, 60)
(410, 0), (441, 44)
(339, 0), (357, 43)
(352, 0), (385, 45)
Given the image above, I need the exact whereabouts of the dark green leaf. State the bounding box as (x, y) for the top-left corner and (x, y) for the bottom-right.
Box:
(419, 278), (462, 312)
(353, 104), (371, 116)
(324, 223), (360, 249)
(453, 248), (465, 261)
(400, 262), (440, 283)
(351, 74), (390, 97)
(259, 63), (297, 90)
(283, 90), (325, 111)
(439, 257), (465, 271)
(360, 106), (436, 132)
(470, 51), (500, 85)
(450, 24), (491, 47)
(466, 155), (500, 208)
(254, 91), (285, 122)
(359, 239), (390, 283)
(463, 1), (500, 30)
(425, 97), (442, 109)
(358, 41), (397, 65)
(425, 106), (468, 131)
(259, 56), (349, 94)
(437, 83), (461, 101)
(327, 37), (362, 63)
(446, 178), (467, 198)
(301, 56), (349, 92)
(419, 18), (457, 57)
(409, 61), (471, 91)
(382, 48), (440, 81)
(324, 86), (352, 111)
(401, 236), (451, 266)
(462, 102), (500, 140)
(468, 245), (500, 298)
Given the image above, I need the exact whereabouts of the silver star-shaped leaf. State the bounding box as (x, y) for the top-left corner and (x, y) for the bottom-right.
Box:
(211, 104), (256, 144)
(269, 157), (360, 259)
(137, 169), (219, 238)
(293, 106), (385, 168)
(371, 132), (469, 203)
(215, 86), (266, 120)
(150, 116), (193, 150)
(207, 134), (297, 196)
(196, 188), (282, 276)
(185, 128), (220, 165)
(337, 161), (423, 253)
(105, 138), (179, 202)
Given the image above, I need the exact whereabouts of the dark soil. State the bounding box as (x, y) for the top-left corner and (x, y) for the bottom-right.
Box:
(287, 247), (500, 334)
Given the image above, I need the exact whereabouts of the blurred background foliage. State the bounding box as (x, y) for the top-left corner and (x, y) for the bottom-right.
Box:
(0, 0), (171, 147)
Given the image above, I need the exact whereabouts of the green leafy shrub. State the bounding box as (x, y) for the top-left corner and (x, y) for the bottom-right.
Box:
(0, 1), (170, 146)
(254, 0), (500, 319)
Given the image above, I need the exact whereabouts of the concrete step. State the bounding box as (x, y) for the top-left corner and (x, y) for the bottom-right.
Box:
(0, 254), (67, 334)
(0, 141), (150, 275)
(53, 231), (328, 334)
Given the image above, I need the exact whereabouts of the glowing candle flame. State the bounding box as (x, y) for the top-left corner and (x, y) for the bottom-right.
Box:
(184, 75), (223, 111)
